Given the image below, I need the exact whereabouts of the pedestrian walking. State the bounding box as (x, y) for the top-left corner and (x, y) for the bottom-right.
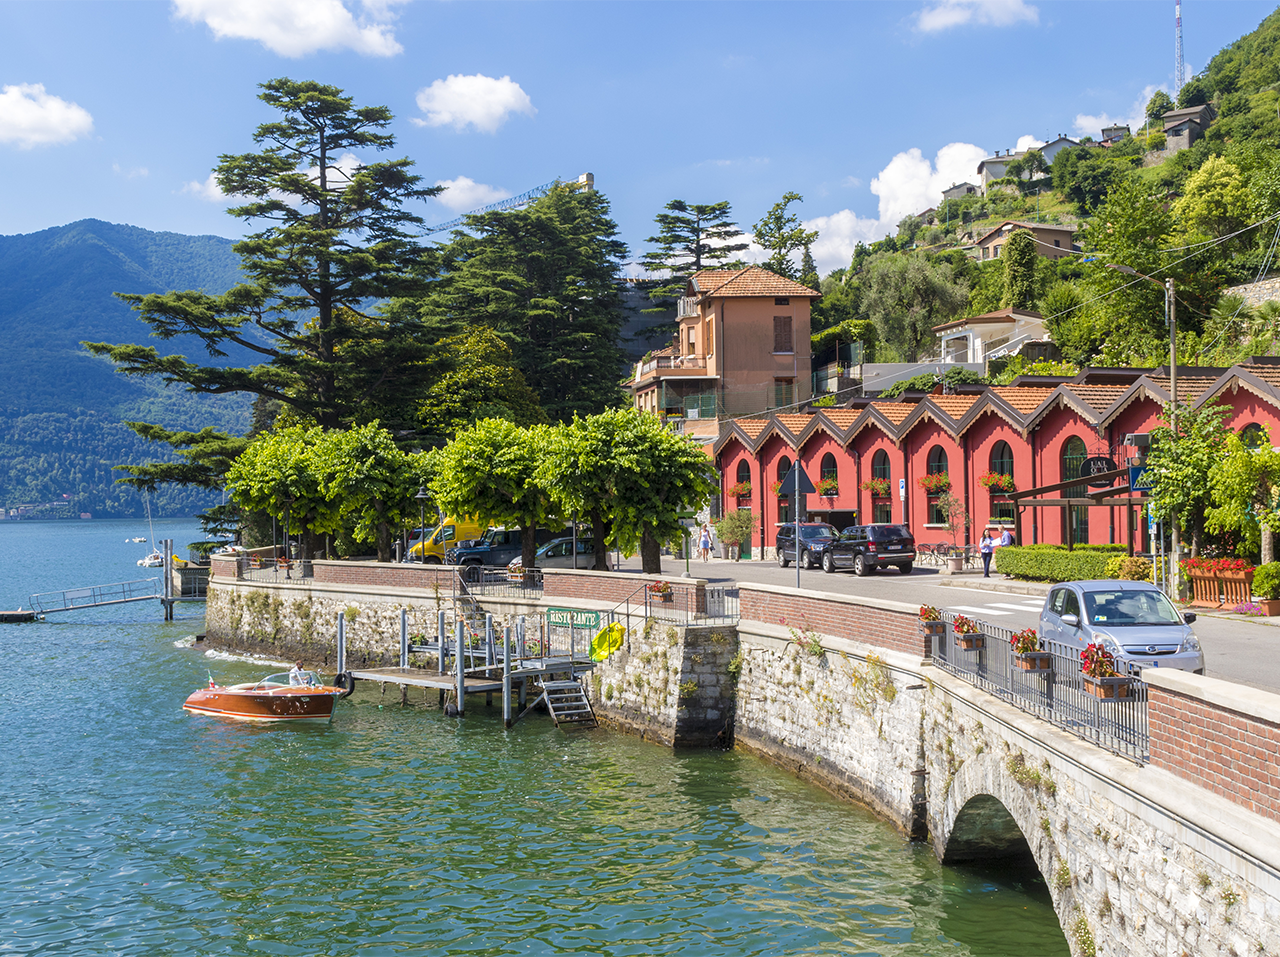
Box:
(979, 527), (998, 578)
(699, 523), (713, 562)
(999, 527), (1013, 548)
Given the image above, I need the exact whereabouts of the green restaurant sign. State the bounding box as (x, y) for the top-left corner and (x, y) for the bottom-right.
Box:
(546, 607), (603, 630)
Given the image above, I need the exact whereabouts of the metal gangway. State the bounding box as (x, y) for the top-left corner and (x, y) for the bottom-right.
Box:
(28, 578), (162, 615)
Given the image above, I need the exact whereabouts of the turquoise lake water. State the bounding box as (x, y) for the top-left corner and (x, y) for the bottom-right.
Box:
(0, 518), (1068, 955)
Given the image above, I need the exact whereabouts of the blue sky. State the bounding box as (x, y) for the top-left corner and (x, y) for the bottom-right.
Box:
(0, 0), (1275, 275)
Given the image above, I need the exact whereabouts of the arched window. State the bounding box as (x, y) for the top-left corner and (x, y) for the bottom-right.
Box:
(776, 455), (792, 524)
(776, 455), (792, 485)
(1062, 436), (1089, 544)
(872, 450), (891, 481)
(820, 453), (838, 494)
(926, 445), (949, 524)
(736, 459), (751, 485)
(990, 440), (1015, 523)
(871, 450), (891, 523)
(1241, 422), (1266, 449)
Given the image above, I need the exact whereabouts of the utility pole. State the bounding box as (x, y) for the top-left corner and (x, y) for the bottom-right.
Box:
(1166, 275), (1180, 601)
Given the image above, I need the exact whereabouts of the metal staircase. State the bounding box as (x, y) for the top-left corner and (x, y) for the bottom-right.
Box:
(538, 679), (598, 730)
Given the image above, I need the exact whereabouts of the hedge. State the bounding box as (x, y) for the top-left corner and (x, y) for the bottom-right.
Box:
(994, 544), (1124, 582)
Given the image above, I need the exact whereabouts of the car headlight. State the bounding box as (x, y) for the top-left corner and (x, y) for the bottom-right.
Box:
(1180, 633), (1201, 654)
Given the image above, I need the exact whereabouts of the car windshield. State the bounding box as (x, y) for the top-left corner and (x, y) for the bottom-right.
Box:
(800, 526), (835, 540)
(1083, 589), (1183, 626)
(869, 525), (911, 540)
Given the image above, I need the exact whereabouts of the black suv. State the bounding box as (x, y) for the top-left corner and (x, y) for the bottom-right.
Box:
(775, 522), (838, 569)
(822, 524), (916, 575)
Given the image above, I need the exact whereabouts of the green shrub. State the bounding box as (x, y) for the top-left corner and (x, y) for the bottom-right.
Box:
(995, 545), (1117, 582)
(1254, 562), (1280, 600)
(1105, 555), (1154, 581)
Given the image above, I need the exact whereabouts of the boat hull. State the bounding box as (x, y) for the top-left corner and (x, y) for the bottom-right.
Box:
(183, 684), (342, 723)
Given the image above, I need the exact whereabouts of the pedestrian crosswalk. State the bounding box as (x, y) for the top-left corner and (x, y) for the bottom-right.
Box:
(947, 599), (1045, 617)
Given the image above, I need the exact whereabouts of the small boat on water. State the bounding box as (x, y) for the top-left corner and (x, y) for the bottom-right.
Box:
(183, 670), (348, 723)
(130, 537), (147, 543)
(138, 549), (164, 567)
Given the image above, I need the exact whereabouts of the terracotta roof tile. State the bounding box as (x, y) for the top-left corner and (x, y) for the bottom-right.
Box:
(1146, 377), (1216, 402)
(990, 387), (1055, 413)
(738, 419), (769, 438)
(1063, 384), (1128, 413)
(821, 410), (859, 429)
(691, 265), (819, 299)
(775, 414), (814, 434)
(930, 395), (979, 419)
(871, 402), (913, 425)
(1239, 365), (1280, 388)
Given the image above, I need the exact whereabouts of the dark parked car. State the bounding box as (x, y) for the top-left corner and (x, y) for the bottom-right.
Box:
(775, 522), (838, 568)
(822, 524), (916, 575)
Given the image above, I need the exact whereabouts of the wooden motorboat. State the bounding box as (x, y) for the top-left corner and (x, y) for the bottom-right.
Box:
(183, 670), (347, 723)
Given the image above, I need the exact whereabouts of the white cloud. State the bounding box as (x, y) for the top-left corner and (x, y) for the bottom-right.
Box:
(182, 172), (228, 202)
(434, 176), (511, 213)
(413, 74), (535, 133)
(842, 176), (863, 188)
(870, 141), (988, 226)
(1074, 84), (1168, 139)
(0, 83), (93, 149)
(803, 210), (888, 275)
(112, 163), (149, 179)
(915, 0), (1038, 32)
(1015, 134), (1045, 152)
(171, 0), (403, 58)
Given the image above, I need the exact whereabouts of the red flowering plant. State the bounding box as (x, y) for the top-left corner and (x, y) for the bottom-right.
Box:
(860, 478), (890, 497)
(770, 480), (788, 497)
(648, 580), (672, 595)
(1010, 628), (1040, 655)
(951, 614), (979, 635)
(815, 477), (839, 497)
(1180, 556), (1254, 574)
(727, 480), (751, 498)
(918, 472), (951, 493)
(1080, 642), (1120, 678)
(919, 604), (941, 622)
(979, 470), (1016, 493)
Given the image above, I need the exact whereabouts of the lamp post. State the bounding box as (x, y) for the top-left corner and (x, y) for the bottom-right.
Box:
(282, 495), (295, 578)
(414, 487), (429, 563)
(1106, 263), (1178, 595)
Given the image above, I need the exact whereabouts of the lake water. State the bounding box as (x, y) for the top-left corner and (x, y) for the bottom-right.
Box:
(0, 518), (1068, 956)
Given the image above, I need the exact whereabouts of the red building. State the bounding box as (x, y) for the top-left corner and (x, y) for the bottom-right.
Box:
(713, 362), (1280, 559)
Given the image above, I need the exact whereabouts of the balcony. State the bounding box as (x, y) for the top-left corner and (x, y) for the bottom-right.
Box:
(635, 354), (709, 381)
(677, 296), (699, 318)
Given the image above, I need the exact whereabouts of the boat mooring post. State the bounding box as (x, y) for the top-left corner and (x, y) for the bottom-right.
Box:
(516, 616), (528, 709)
(502, 624), (512, 727)
(399, 608), (408, 669)
(162, 539), (174, 621)
(455, 619), (465, 716)
(336, 613), (346, 676)
(485, 614), (494, 666)
(437, 610), (447, 672)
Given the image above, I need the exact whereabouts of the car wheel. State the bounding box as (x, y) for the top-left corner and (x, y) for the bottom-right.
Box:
(898, 562), (913, 574)
(778, 548), (789, 567)
(822, 552), (835, 574)
(803, 549), (817, 570)
(426, 556), (442, 565)
(853, 553), (868, 577)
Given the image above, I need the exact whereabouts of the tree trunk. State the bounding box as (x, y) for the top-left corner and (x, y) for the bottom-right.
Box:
(1262, 524), (1274, 566)
(522, 525), (538, 570)
(376, 519), (393, 563)
(590, 508), (609, 571)
(640, 528), (662, 574)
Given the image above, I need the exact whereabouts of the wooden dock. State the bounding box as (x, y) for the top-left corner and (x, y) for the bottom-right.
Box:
(0, 610), (39, 623)
(347, 667), (504, 694)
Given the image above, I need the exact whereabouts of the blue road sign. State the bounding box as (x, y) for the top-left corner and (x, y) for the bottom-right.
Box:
(1129, 465), (1153, 491)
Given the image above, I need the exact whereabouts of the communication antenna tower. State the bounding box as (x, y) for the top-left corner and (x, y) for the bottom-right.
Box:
(1175, 0), (1186, 93)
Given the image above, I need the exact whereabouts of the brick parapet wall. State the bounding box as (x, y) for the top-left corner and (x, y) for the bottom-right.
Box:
(738, 584), (927, 658)
(311, 560), (459, 591)
(1146, 670), (1280, 825)
(542, 570), (705, 616)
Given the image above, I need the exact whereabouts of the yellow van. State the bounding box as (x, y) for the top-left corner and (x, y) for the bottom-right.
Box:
(406, 516), (485, 564)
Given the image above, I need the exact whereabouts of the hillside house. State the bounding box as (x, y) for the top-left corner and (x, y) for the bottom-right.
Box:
(630, 265), (820, 442)
(931, 307), (1053, 365)
(942, 182), (979, 202)
(1162, 104), (1216, 153)
(975, 220), (1076, 261)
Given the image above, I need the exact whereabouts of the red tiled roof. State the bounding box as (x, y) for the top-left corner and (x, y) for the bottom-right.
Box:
(1238, 365), (1280, 388)
(691, 265), (819, 299)
(775, 414), (813, 434)
(1146, 377), (1217, 403)
(930, 395), (979, 419)
(1063, 384), (1128, 413)
(821, 410), (859, 429)
(990, 387), (1055, 413)
(871, 402), (914, 425)
(738, 419), (769, 438)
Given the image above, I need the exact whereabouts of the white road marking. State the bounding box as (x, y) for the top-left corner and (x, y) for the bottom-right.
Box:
(949, 604), (1012, 616)
(989, 602), (1042, 611)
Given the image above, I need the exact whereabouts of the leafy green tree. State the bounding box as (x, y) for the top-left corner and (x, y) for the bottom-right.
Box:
(1145, 400), (1230, 558)
(753, 192), (819, 281)
(1174, 155), (1251, 242)
(1040, 282), (1096, 363)
(226, 425), (340, 555)
(87, 78), (443, 434)
(1206, 428), (1280, 563)
(1001, 229), (1038, 310)
(536, 414), (619, 570)
(640, 200), (749, 303)
(1146, 89), (1175, 124)
(862, 252), (969, 362)
(429, 419), (558, 569)
(417, 185), (628, 421)
(1178, 77), (1210, 107)
(416, 327), (546, 445)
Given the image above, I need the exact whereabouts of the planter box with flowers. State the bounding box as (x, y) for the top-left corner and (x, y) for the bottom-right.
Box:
(769, 480), (789, 499)
(1080, 642), (1132, 699)
(815, 476), (839, 498)
(1180, 557), (1255, 607)
(979, 470), (1016, 495)
(919, 605), (944, 651)
(1010, 627), (1050, 673)
(918, 472), (951, 494)
(648, 580), (674, 603)
(952, 614), (983, 651)
(727, 480), (751, 501)
(860, 477), (890, 498)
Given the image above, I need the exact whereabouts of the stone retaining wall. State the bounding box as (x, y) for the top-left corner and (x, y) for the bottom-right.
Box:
(1225, 275), (1280, 307)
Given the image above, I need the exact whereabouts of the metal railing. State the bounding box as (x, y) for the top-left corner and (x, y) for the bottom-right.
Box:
(677, 296), (699, 318)
(239, 558), (314, 582)
(452, 565), (545, 600)
(29, 578), (161, 614)
(637, 354), (708, 378)
(933, 612), (1149, 762)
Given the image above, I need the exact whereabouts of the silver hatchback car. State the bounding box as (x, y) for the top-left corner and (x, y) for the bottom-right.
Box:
(1040, 580), (1205, 675)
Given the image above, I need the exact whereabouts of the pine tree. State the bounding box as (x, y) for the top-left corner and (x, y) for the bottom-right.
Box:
(753, 192), (819, 279)
(799, 244), (820, 291)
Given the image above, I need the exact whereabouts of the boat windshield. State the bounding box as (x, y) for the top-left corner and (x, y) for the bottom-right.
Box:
(260, 670), (323, 688)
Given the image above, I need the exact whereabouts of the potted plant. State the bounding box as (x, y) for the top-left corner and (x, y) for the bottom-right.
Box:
(979, 470), (1016, 494)
(919, 604), (944, 650)
(648, 580), (674, 602)
(918, 472), (951, 493)
(770, 479), (788, 498)
(938, 492), (969, 572)
(815, 476), (839, 497)
(727, 479), (751, 499)
(714, 511), (757, 561)
(952, 614), (983, 650)
(860, 477), (890, 497)
(1253, 562), (1280, 616)
(1010, 627), (1051, 672)
(1080, 642), (1132, 699)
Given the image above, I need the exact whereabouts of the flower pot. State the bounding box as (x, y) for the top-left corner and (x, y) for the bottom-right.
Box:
(956, 634), (984, 651)
(1014, 652), (1052, 673)
(659, 592), (674, 603)
(1186, 571), (1220, 607)
(946, 555), (965, 573)
(1256, 598), (1280, 616)
(1082, 674), (1132, 699)
(920, 620), (946, 636)
(1220, 568), (1254, 606)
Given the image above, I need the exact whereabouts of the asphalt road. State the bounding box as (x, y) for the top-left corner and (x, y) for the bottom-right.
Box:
(623, 553), (1280, 695)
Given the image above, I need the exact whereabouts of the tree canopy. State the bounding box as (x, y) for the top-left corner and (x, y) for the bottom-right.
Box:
(753, 192), (819, 281)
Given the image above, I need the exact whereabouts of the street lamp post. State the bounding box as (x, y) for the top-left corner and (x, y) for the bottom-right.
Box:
(414, 487), (429, 563)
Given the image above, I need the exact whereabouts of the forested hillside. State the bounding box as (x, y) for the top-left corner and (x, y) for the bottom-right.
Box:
(0, 220), (250, 517)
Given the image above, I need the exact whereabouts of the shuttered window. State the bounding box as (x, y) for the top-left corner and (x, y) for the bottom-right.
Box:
(773, 316), (793, 354)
